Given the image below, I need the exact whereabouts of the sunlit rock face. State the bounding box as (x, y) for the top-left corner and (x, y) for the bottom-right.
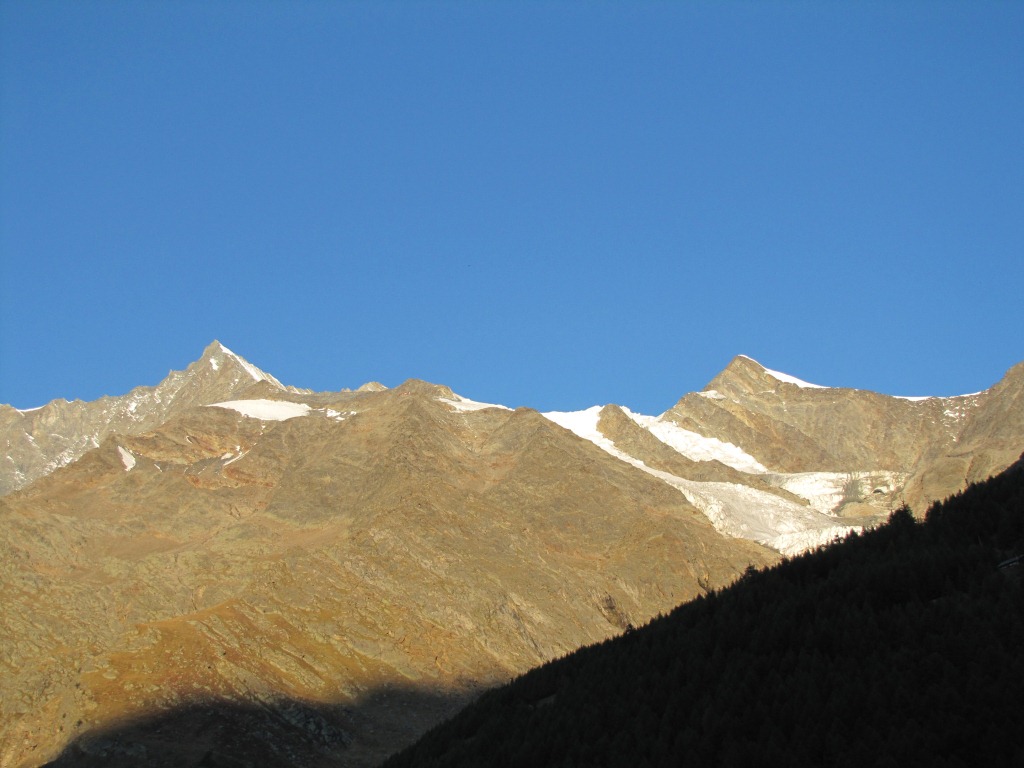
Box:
(0, 341), (305, 497)
(542, 356), (1023, 553)
(0, 346), (1019, 767)
(659, 355), (1024, 518)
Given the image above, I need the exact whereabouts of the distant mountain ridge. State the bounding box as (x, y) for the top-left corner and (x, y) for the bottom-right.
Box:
(667, 354), (1024, 511)
(0, 342), (307, 496)
(0, 343), (1021, 767)
(540, 354), (1023, 552)
(2, 344), (1021, 555)
(1, 355), (770, 767)
(4, 344), (1019, 518)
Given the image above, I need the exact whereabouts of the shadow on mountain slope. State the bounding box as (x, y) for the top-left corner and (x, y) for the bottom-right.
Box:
(383, 456), (1024, 768)
(41, 682), (473, 768)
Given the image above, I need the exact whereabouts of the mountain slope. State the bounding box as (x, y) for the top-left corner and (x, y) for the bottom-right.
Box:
(0, 378), (772, 768)
(903, 361), (1024, 511)
(1, 344), (1020, 767)
(548, 355), (1023, 552)
(666, 354), (971, 472)
(383, 458), (1024, 768)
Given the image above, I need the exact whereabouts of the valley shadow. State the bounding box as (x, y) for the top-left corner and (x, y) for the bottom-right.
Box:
(42, 682), (476, 768)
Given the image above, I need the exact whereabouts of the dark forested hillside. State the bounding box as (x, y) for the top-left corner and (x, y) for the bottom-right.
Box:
(384, 456), (1024, 768)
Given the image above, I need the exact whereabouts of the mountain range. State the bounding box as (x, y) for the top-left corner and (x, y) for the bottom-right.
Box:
(1, 342), (1021, 767)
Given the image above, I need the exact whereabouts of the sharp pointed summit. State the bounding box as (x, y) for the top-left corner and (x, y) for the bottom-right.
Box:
(0, 341), (295, 494)
(699, 355), (827, 400)
(198, 340), (287, 389)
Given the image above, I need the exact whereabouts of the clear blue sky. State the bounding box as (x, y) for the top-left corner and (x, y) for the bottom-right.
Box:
(1, 1), (1022, 414)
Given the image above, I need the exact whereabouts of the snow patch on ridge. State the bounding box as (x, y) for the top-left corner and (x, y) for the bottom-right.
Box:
(741, 355), (827, 389)
(623, 409), (768, 474)
(439, 394), (512, 413)
(542, 406), (863, 555)
(742, 355), (990, 400)
(894, 391), (983, 402)
(542, 407), (618, 452)
(208, 399), (312, 421)
(216, 343), (285, 388)
(544, 406), (766, 474)
(543, 407), (673, 475)
(698, 390), (726, 400)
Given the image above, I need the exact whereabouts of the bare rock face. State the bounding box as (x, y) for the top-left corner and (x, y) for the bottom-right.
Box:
(0, 373), (771, 767)
(0, 342), (305, 497)
(665, 355), (960, 473)
(1, 347), (1020, 767)
(901, 361), (1024, 510)
(662, 355), (1022, 513)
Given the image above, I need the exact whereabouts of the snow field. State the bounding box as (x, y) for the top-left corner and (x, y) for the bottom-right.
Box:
(208, 399), (312, 421)
(541, 405), (864, 554)
(438, 395), (512, 413)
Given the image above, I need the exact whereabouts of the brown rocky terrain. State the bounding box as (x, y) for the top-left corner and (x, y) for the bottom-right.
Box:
(0, 342), (307, 497)
(1, 346), (1020, 767)
(663, 355), (1024, 512)
(0, 375), (771, 767)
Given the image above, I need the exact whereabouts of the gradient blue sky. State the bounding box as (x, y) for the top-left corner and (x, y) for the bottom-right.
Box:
(2, 1), (1022, 414)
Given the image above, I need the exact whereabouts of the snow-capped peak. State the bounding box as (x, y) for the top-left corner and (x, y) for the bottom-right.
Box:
(623, 409), (769, 474)
(739, 355), (827, 389)
(541, 405), (767, 474)
(539, 405), (858, 555)
(210, 342), (285, 388)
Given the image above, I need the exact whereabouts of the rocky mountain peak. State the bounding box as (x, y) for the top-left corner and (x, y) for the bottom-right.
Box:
(196, 340), (287, 390)
(701, 354), (762, 394)
(393, 378), (458, 400)
(701, 355), (828, 401)
(995, 360), (1024, 393)
(0, 342), (297, 495)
